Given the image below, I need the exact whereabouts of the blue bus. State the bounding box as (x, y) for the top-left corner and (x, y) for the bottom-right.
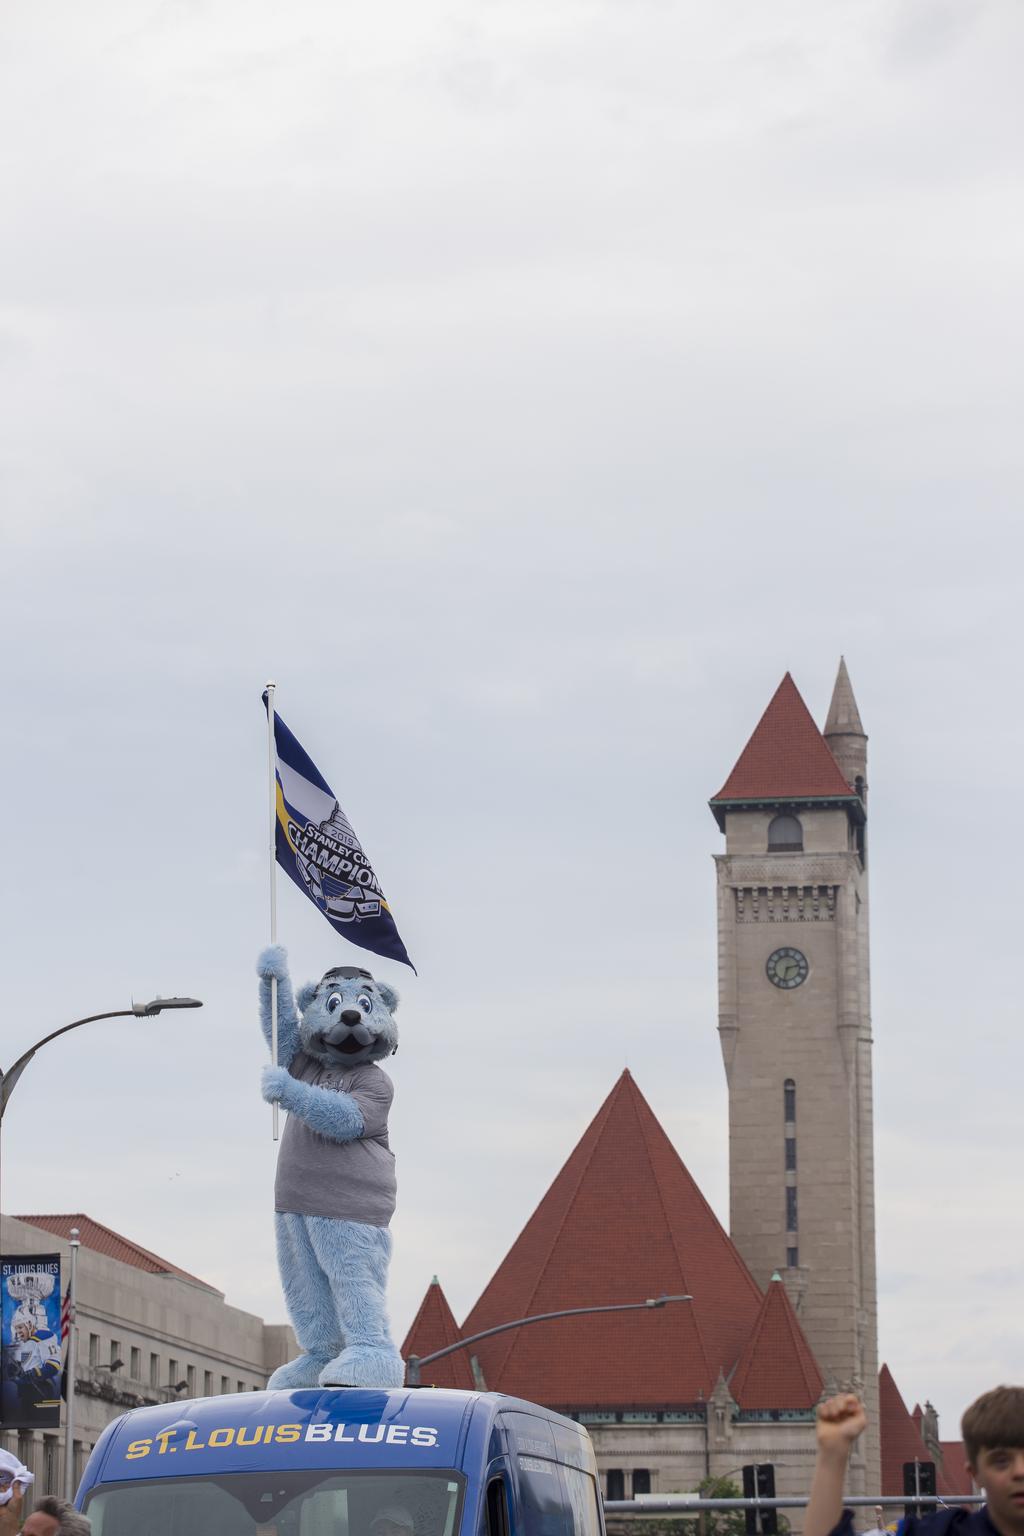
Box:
(75, 1386), (607, 1536)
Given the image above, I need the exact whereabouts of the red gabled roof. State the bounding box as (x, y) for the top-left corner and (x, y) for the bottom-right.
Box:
(878, 1364), (952, 1497)
(712, 673), (855, 804)
(460, 1071), (764, 1409)
(14, 1214), (221, 1296)
(401, 1278), (475, 1390)
(730, 1273), (823, 1410)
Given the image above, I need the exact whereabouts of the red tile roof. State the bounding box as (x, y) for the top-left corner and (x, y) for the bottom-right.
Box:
(14, 1214), (221, 1296)
(938, 1442), (974, 1498)
(729, 1273), (823, 1410)
(711, 673), (856, 805)
(460, 1070), (765, 1409)
(878, 1364), (951, 1497)
(401, 1278), (475, 1390)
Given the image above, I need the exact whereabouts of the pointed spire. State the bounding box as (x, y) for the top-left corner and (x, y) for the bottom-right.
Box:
(824, 657), (865, 738)
(823, 658), (868, 796)
(401, 1277), (475, 1389)
(460, 1070), (763, 1407)
(878, 1364), (949, 1499)
(730, 1271), (824, 1410)
(711, 673), (855, 820)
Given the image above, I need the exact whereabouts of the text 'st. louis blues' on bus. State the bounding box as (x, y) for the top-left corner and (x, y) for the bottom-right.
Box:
(75, 1385), (607, 1536)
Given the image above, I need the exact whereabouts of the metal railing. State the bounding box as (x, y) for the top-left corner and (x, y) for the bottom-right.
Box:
(603, 1496), (984, 1512)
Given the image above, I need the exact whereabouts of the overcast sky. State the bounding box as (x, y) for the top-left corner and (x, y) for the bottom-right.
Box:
(2, 0), (1023, 1443)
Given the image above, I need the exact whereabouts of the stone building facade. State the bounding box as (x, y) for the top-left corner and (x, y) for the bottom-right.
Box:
(0, 1213), (294, 1501)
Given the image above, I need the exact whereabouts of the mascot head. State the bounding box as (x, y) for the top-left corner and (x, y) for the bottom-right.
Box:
(297, 965), (399, 1068)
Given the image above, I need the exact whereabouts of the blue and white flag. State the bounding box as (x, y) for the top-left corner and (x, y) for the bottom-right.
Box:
(264, 694), (415, 971)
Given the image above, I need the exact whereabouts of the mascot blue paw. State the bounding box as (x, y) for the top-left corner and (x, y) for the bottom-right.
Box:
(319, 1345), (405, 1389)
(257, 944), (290, 981)
(268, 1353), (331, 1389)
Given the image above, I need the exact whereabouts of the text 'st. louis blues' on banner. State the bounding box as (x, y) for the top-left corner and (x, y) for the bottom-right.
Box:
(263, 694), (415, 971)
(1, 1255), (62, 1430)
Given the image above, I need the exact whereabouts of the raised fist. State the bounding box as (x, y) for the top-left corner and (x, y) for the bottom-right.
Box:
(816, 1394), (867, 1454)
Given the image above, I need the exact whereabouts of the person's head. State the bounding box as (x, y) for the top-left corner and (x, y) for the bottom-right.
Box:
(13, 1320), (31, 1343)
(370, 1505), (415, 1536)
(22, 1495), (91, 1536)
(962, 1386), (1024, 1525)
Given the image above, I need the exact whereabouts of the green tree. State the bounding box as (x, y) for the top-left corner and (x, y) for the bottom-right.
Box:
(693, 1476), (748, 1536)
(691, 1477), (788, 1536)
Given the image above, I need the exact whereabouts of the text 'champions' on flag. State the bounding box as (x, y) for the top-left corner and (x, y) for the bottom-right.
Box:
(262, 694), (414, 971)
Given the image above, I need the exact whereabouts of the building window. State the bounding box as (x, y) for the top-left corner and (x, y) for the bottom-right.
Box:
(187, 1365), (196, 1395)
(787, 1247), (799, 1268)
(221, 1376), (230, 1394)
(88, 1334), (99, 1366)
(786, 1186), (798, 1231)
(785, 1137), (796, 1171)
(237, 1380), (245, 1394)
(110, 1339), (121, 1367)
(204, 1371), (213, 1396)
(130, 1347), (141, 1380)
(149, 1353), (159, 1388)
(44, 1435), (59, 1495)
(768, 813), (803, 851)
(633, 1470), (651, 1496)
(784, 1079), (796, 1122)
(168, 1358), (178, 1386)
(606, 1471), (625, 1501)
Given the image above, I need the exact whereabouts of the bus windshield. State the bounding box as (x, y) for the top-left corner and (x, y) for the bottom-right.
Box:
(81, 1468), (465, 1536)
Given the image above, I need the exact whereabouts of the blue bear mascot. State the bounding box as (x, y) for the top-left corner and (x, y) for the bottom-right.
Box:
(258, 945), (405, 1389)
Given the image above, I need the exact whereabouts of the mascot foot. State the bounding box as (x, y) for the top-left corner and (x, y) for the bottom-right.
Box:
(319, 1346), (405, 1389)
(269, 1353), (332, 1389)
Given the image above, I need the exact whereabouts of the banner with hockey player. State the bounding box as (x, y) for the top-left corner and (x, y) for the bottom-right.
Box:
(1, 1255), (62, 1428)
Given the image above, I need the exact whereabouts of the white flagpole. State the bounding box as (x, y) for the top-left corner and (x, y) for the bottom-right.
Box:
(63, 1226), (80, 1501)
(266, 679), (280, 1141)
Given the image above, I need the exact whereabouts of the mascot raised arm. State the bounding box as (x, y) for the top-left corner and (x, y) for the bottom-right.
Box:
(258, 944), (404, 1389)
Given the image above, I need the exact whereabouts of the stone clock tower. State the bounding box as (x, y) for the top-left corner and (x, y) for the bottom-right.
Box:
(710, 661), (880, 1494)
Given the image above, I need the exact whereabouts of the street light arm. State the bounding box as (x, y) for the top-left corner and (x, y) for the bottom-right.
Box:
(406, 1295), (693, 1385)
(0, 999), (202, 1117)
(0, 1011), (140, 1115)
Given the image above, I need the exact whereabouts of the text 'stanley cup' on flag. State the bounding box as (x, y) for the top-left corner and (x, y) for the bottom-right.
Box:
(262, 693), (415, 971)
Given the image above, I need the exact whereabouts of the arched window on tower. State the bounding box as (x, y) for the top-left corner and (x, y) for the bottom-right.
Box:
(768, 813), (803, 851)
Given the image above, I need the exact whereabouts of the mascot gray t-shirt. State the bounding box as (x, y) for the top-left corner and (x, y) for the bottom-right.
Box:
(275, 1053), (397, 1226)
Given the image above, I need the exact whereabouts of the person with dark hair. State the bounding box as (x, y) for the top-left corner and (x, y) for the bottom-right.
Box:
(806, 1390), (1024, 1536)
(0, 1488), (90, 1536)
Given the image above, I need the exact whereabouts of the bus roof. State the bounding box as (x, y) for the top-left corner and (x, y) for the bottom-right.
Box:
(82, 1386), (586, 1489)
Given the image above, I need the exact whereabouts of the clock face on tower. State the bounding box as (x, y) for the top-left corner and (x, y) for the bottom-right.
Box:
(766, 947), (809, 989)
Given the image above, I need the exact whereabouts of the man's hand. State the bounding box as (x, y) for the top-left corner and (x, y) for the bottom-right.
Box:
(805, 1395), (868, 1536)
(0, 1487), (25, 1536)
(816, 1394), (867, 1457)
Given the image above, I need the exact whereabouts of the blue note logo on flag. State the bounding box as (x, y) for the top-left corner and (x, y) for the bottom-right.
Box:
(264, 694), (415, 970)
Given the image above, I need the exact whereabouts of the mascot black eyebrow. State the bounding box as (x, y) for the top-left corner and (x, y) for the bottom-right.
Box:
(258, 945), (404, 1388)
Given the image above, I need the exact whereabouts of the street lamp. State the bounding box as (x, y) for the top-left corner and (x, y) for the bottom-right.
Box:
(0, 996), (203, 1121)
(405, 1294), (694, 1386)
(0, 994), (202, 1500)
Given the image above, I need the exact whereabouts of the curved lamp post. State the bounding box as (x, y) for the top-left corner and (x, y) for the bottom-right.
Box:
(0, 995), (202, 1498)
(405, 1293), (693, 1386)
